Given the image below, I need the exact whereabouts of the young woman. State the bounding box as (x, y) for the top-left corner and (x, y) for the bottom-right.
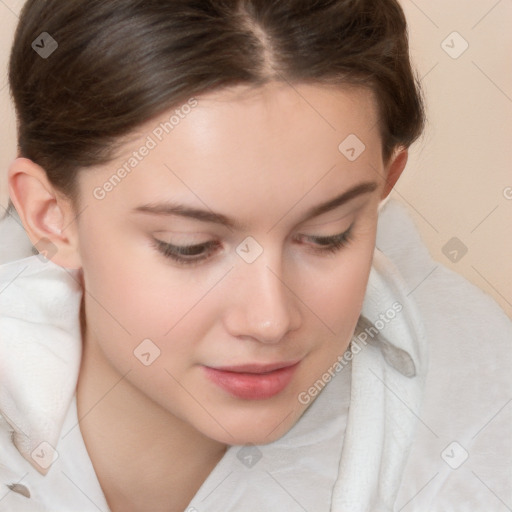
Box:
(1, 1), (510, 511)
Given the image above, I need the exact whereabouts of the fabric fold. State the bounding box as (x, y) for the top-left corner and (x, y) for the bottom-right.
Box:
(0, 255), (83, 475)
(331, 248), (428, 511)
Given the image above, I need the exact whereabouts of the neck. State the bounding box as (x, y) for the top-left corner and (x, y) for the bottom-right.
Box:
(76, 320), (227, 512)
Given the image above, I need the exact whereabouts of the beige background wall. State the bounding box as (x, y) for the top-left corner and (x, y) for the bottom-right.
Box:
(1, 0), (511, 317)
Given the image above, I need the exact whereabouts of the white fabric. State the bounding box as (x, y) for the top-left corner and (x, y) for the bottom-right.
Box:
(378, 203), (512, 511)
(0, 255), (82, 474)
(0, 208), (34, 264)
(0, 200), (510, 511)
(0, 395), (110, 511)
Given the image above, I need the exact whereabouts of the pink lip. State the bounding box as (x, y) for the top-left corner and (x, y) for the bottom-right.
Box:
(203, 360), (300, 400)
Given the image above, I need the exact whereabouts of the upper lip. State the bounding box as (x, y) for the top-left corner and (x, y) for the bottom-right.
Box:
(208, 360), (301, 374)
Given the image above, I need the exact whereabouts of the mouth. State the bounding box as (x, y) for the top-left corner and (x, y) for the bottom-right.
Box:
(202, 360), (301, 400)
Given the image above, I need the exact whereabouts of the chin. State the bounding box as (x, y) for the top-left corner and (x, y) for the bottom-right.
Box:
(197, 401), (305, 446)
(208, 426), (293, 447)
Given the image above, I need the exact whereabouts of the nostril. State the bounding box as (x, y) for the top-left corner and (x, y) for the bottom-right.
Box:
(7, 483), (31, 499)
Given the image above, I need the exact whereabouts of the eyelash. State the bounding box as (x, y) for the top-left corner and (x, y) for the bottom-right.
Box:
(153, 224), (355, 266)
(300, 224), (355, 254)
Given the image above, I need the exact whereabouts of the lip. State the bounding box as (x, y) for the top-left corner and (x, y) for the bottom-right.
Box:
(202, 360), (300, 400)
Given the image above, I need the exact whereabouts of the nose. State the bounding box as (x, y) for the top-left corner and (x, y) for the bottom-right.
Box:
(223, 256), (302, 344)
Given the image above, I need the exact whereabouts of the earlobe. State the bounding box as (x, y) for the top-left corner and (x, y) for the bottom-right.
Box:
(8, 157), (82, 269)
(381, 148), (408, 199)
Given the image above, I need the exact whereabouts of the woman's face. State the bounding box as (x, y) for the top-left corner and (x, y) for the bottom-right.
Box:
(73, 82), (387, 445)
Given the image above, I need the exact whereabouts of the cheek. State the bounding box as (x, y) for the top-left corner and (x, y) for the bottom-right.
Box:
(299, 225), (376, 336)
(293, 223), (376, 384)
(76, 228), (150, 348)
(78, 220), (173, 325)
(77, 228), (224, 368)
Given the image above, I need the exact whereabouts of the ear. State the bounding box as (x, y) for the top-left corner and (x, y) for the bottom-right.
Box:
(8, 157), (82, 269)
(380, 147), (408, 200)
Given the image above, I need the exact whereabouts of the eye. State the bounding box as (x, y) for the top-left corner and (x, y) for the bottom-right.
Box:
(152, 239), (221, 266)
(152, 224), (355, 267)
(296, 223), (355, 254)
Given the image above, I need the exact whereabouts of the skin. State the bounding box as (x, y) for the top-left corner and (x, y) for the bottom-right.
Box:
(8, 81), (407, 511)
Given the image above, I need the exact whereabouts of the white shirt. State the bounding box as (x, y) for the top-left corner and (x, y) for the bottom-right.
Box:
(1, 199), (510, 511)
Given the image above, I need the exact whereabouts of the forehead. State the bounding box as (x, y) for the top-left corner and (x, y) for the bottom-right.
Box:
(180, 81), (380, 149)
(80, 82), (383, 222)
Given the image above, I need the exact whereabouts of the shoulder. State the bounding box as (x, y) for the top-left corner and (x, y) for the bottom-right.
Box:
(378, 200), (512, 511)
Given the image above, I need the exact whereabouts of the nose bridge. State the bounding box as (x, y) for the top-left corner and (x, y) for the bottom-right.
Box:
(226, 248), (300, 343)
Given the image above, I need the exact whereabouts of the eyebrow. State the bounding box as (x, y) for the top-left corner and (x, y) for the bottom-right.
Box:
(132, 181), (379, 230)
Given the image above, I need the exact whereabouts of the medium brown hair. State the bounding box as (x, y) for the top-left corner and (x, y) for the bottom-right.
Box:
(8, 0), (424, 210)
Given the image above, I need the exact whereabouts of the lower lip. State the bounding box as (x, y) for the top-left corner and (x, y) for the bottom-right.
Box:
(203, 363), (300, 400)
